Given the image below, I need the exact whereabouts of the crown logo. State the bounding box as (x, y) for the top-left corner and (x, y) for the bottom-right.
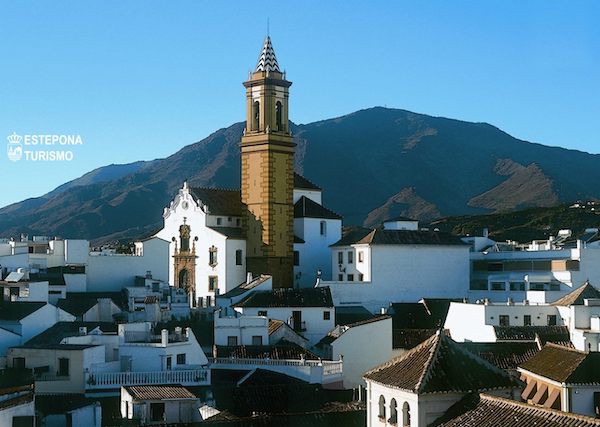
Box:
(7, 132), (23, 162)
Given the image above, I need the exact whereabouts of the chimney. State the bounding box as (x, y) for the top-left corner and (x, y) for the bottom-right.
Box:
(484, 298), (490, 306)
(246, 272), (253, 284)
(161, 329), (168, 346)
(483, 228), (489, 238)
(145, 270), (152, 279)
(380, 307), (387, 315)
(507, 297), (513, 306)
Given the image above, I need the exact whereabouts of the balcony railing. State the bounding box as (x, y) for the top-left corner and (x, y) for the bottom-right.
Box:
(85, 368), (209, 389)
(122, 331), (188, 343)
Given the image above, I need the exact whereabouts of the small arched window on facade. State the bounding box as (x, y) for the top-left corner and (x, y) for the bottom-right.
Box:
(389, 398), (397, 424)
(378, 395), (386, 420)
(252, 101), (260, 131)
(403, 401), (411, 426)
(275, 101), (283, 131)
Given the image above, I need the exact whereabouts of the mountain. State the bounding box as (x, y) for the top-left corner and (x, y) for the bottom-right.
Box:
(2, 107), (600, 244)
(429, 202), (600, 243)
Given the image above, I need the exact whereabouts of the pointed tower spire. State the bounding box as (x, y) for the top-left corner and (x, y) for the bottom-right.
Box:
(255, 36), (281, 73)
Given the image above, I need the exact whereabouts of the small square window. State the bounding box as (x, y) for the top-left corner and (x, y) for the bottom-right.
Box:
(548, 315), (557, 326)
(258, 310), (267, 317)
(338, 274), (343, 281)
(320, 221), (327, 236)
(176, 353), (186, 365)
(209, 276), (218, 291)
(499, 315), (510, 327)
(217, 217), (222, 225)
(236, 218), (241, 226)
(338, 252), (343, 264)
(252, 335), (263, 345)
(524, 315), (532, 326)
(358, 251), (364, 263)
(227, 336), (238, 346)
(235, 249), (243, 266)
(358, 273), (364, 281)
(347, 274), (354, 281)
(293, 251), (300, 266)
(347, 251), (354, 264)
(323, 311), (331, 320)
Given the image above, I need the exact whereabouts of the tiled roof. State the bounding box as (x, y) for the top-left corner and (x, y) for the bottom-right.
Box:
(552, 281), (600, 306)
(23, 322), (118, 348)
(124, 385), (197, 400)
(318, 317), (390, 347)
(330, 227), (375, 247)
(215, 341), (319, 360)
(0, 302), (46, 321)
(294, 196), (341, 220)
(384, 215), (417, 222)
(432, 392), (600, 427)
(344, 315), (390, 329)
(493, 325), (573, 347)
(335, 306), (374, 326)
(56, 292), (125, 316)
(209, 226), (245, 239)
(255, 36), (281, 73)
(234, 287), (333, 308)
(190, 187), (242, 216)
(294, 173), (321, 191)
(220, 275), (271, 299)
(460, 342), (539, 370)
(392, 328), (437, 349)
(268, 319), (284, 335)
(390, 299), (459, 329)
(519, 343), (600, 385)
(331, 228), (466, 247)
(364, 331), (518, 394)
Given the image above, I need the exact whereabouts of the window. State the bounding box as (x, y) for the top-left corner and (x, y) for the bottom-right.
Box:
(323, 311), (331, 320)
(208, 276), (218, 292)
(58, 358), (69, 377)
(236, 218), (241, 226)
(12, 357), (25, 369)
(252, 101), (260, 131)
(548, 315), (557, 326)
(209, 246), (218, 267)
(176, 353), (186, 365)
(402, 402), (411, 426)
(510, 281), (526, 291)
(491, 282), (505, 291)
(470, 280), (488, 291)
(524, 315), (532, 326)
(293, 251), (300, 266)
(236, 249), (243, 266)
(275, 101), (283, 131)
(348, 251), (354, 264)
(227, 336), (238, 346)
(358, 251), (364, 263)
(258, 310), (267, 317)
(166, 356), (172, 370)
(150, 402), (165, 422)
(227, 217), (232, 222)
(216, 217), (222, 225)
(378, 395), (386, 419)
(320, 221), (327, 236)
(252, 336), (263, 345)
(338, 274), (344, 281)
(389, 398), (398, 424)
(338, 251), (344, 264)
(499, 315), (510, 327)
(347, 274), (354, 281)
(358, 273), (364, 282)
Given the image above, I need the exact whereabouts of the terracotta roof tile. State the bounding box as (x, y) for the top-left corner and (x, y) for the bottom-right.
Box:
(364, 332), (519, 394)
(294, 196), (341, 220)
(432, 393), (600, 427)
(234, 287), (333, 308)
(519, 343), (600, 384)
(124, 385), (197, 400)
(552, 281), (600, 306)
(189, 187), (242, 216)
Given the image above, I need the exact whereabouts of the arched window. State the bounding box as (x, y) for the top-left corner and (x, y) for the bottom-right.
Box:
(252, 101), (260, 131)
(389, 398), (397, 424)
(378, 395), (386, 419)
(275, 101), (283, 131)
(403, 402), (411, 426)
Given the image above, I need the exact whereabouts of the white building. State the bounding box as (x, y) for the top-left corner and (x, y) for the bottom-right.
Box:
(321, 218), (470, 311)
(316, 315), (392, 389)
(121, 385), (201, 425)
(518, 343), (600, 417)
(467, 229), (600, 303)
(232, 287), (335, 346)
(0, 384), (35, 427)
(445, 282), (600, 352)
(0, 302), (75, 365)
(363, 331), (520, 427)
(292, 175), (342, 287)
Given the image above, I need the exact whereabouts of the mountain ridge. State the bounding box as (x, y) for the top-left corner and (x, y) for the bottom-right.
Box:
(2, 106), (599, 244)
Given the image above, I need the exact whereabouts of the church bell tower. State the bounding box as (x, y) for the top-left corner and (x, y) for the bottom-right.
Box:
(241, 37), (294, 288)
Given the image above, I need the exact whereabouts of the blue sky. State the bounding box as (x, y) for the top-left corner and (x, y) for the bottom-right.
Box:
(1, 1), (598, 207)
